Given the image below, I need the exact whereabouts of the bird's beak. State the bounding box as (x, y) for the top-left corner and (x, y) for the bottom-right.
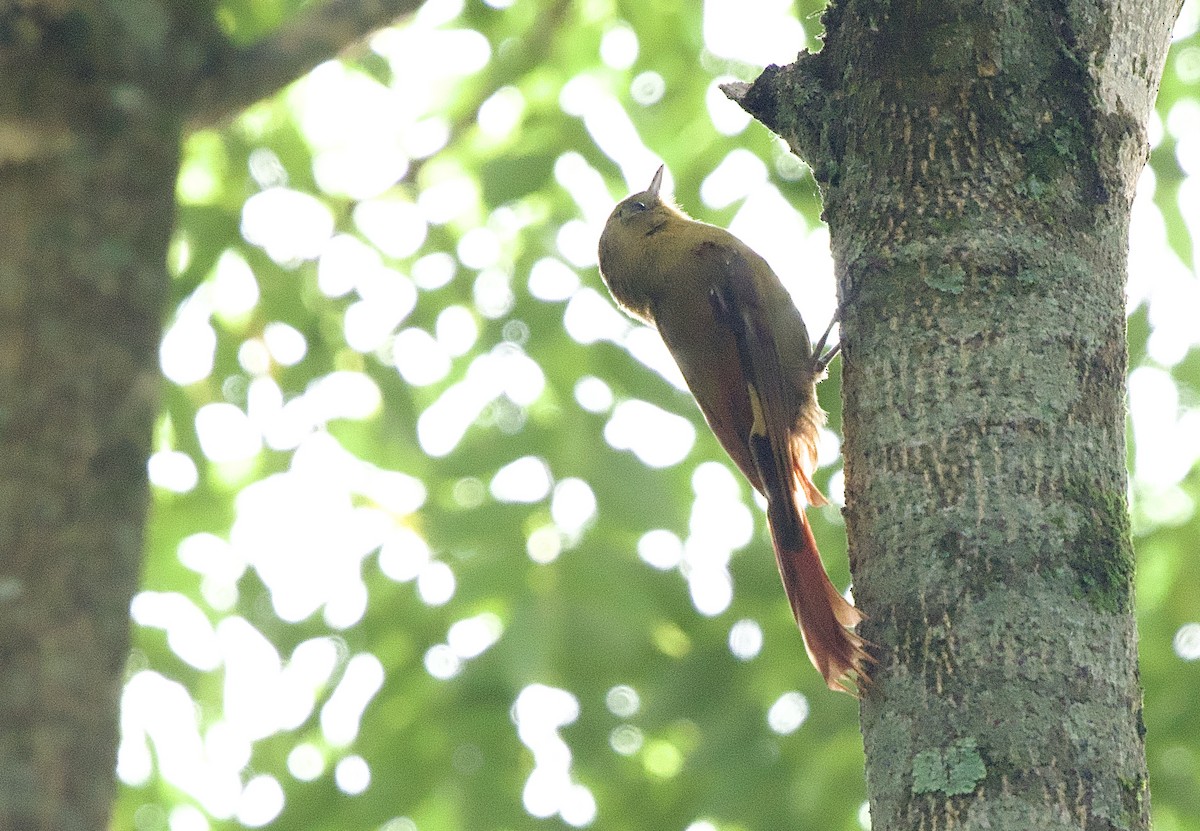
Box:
(648, 165), (664, 197)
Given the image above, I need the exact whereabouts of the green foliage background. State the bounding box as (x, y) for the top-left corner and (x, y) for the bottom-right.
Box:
(116, 0), (1200, 829)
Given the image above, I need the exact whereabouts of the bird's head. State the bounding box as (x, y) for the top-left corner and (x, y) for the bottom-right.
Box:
(597, 165), (680, 320)
(604, 165), (674, 237)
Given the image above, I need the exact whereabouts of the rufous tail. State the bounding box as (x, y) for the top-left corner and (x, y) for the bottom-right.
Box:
(768, 502), (872, 694)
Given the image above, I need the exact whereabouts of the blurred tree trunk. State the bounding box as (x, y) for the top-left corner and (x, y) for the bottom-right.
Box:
(0, 2), (418, 828)
(0, 11), (183, 829)
(729, 1), (1180, 828)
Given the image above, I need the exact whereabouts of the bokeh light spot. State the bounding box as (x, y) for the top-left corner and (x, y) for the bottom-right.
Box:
(149, 451), (199, 493)
(643, 739), (683, 779)
(631, 71), (666, 106)
(436, 305), (478, 356)
(412, 251), (457, 289)
(513, 684), (589, 824)
(448, 612), (504, 659)
(320, 654), (384, 746)
(235, 775), (284, 828)
(263, 322), (307, 366)
(1173, 622), (1200, 660)
(241, 188), (333, 264)
(334, 755), (371, 795)
(767, 691), (810, 735)
(354, 197), (427, 257)
(424, 644), (462, 680)
(529, 257), (581, 301)
(478, 85), (525, 139)
(527, 526), (563, 564)
(287, 743), (325, 781)
(474, 268), (516, 318)
(574, 376), (614, 413)
(728, 619), (764, 661)
(160, 299), (216, 386)
(393, 327), (451, 386)
(638, 529), (683, 571)
(600, 24), (638, 70)
(417, 561), (456, 606)
(211, 250), (259, 319)
(491, 456), (552, 503)
(552, 478), (597, 537)
(605, 685), (640, 718)
(195, 403), (261, 463)
(604, 400), (695, 468)
(609, 724), (644, 756)
(379, 528), (432, 583)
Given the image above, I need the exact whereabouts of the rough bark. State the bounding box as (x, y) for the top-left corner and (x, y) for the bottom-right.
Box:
(727, 1), (1179, 828)
(0, 2), (417, 828)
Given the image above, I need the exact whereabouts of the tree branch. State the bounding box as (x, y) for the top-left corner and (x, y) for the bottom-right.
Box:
(189, 0), (425, 126)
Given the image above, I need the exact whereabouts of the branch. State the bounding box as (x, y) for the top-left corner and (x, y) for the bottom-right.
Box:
(189, 0), (425, 126)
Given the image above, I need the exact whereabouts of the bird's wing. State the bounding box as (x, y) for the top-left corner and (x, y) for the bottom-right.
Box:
(705, 241), (870, 693)
(649, 274), (761, 492)
(702, 243), (802, 534)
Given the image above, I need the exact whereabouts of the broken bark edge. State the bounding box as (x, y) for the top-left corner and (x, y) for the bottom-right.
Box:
(720, 65), (784, 135)
(720, 80), (752, 102)
(721, 61), (829, 183)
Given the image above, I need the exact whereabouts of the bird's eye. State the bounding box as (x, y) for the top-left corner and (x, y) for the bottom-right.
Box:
(629, 201), (647, 212)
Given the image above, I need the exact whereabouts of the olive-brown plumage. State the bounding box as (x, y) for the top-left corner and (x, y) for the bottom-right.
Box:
(597, 166), (870, 693)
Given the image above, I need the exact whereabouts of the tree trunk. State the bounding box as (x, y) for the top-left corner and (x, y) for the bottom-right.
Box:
(728, 1), (1179, 828)
(0, 2), (420, 826)
(0, 8), (186, 829)
(0, 148), (172, 829)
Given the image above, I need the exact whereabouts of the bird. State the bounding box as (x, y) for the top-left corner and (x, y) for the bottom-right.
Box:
(597, 165), (870, 693)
